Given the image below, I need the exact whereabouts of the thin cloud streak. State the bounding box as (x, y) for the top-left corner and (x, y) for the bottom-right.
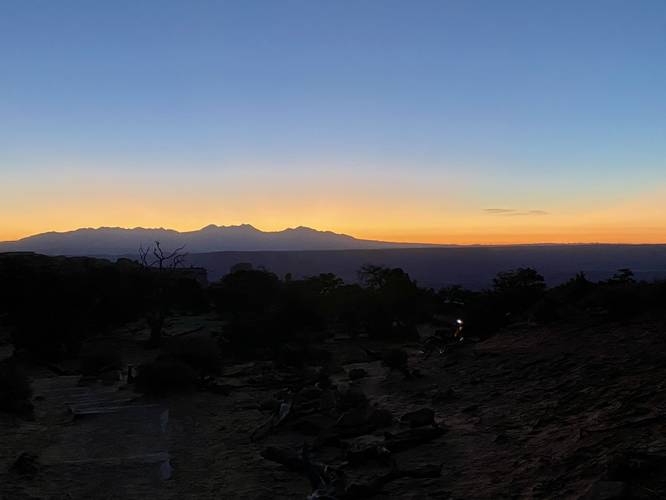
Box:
(484, 209), (550, 216)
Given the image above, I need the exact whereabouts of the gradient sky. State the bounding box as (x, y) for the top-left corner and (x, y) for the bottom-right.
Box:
(2, 1), (666, 244)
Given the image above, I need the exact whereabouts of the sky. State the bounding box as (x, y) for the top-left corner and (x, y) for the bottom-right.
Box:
(1, 0), (665, 244)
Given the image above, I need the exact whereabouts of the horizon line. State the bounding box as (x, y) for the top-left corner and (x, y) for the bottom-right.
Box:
(3, 223), (666, 248)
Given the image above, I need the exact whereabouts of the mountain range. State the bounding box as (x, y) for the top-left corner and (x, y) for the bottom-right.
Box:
(0, 224), (436, 256)
(6, 226), (666, 289)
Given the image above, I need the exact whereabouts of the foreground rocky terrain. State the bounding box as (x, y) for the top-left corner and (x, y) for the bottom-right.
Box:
(2, 315), (666, 499)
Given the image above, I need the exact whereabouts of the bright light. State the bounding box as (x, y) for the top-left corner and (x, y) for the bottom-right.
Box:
(456, 319), (464, 325)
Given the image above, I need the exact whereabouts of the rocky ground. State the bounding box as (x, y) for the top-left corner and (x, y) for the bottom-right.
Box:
(1, 315), (666, 499)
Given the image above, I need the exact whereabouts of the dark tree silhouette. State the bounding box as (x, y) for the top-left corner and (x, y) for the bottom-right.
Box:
(608, 268), (635, 284)
(139, 241), (187, 270)
(493, 268), (546, 294)
(138, 241), (188, 347)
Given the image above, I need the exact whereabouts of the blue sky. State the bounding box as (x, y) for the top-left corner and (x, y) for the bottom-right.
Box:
(1, 1), (665, 243)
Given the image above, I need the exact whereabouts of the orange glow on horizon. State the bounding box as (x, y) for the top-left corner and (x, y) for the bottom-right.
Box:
(2, 182), (665, 245)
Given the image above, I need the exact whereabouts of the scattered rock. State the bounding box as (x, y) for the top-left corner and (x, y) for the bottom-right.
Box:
(431, 387), (458, 403)
(259, 398), (280, 412)
(345, 440), (393, 465)
(348, 367), (368, 380)
(400, 408), (436, 428)
(297, 386), (323, 402)
(261, 446), (303, 472)
(368, 407), (394, 428)
(289, 415), (335, 435)
(336, 407), (369, 428)
(10, 452), (40, 476)
(318, 389), (337, 412)
(585, 480), (628, 499)
(200, 377), (233, 395)
(160, 460), (174, 480)
(384, 426), (445, 452)
(382, 348), (409, 374)
(401, 463), (443, 478)
(493, 433), (509, 444)
(337, 386), (368, 410)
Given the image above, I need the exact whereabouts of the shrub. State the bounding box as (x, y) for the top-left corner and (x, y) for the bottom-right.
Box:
(493, 267), (546, 314)
(134, 357), (198, 395)
(1, 254), (153, 360)
(0, 360), (33, 415)
(79, 344), (123, 375)
(164, 336), (221, 374)
(531, 297), (562, 323)
(358, 266), (429, 339)
(462, 292), (508, 337)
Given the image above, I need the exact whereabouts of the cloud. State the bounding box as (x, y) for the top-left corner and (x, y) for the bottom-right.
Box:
(483, 208), (515, 214)
(484, 208), (549, 216)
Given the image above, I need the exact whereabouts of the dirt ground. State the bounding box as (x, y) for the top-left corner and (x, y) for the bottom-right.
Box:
(2, 315), (666, 499)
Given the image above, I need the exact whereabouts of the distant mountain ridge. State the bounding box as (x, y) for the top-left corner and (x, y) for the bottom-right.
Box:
(0, 224), (437, 256)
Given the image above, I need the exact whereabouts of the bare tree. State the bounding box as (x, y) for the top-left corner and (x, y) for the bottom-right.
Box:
(137, 241), (188, 347)
(139, 241), (187, 270)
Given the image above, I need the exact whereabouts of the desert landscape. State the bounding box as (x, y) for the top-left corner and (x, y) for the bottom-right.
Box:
(2, 252), (666, 499)
(3, 1), (666, 498)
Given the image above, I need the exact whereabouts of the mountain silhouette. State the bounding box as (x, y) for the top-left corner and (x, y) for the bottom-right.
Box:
(0, 225), (437, 256)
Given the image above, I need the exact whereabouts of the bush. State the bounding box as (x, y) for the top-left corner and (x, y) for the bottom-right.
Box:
(0, 360), (33, 415)
(493, 267), (546, 314)
(134, 357), (198, 395)
(79, 344), (123, 375)
(462, 292), (508, 337)
(358, 266), (431, 340)
(586, 284), (644, 321)
(1, 254), (153, 360)
(164, 336), (221, 374)
(531, 297), (562, 323)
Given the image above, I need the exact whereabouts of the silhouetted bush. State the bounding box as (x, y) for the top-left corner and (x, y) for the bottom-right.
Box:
(584, 283), (644, 321)
(79, 344), (123, 375)
(358, 265), (430, 340)
(210, 269), (344, 356)
(169, 275), (210, 314)
(493, 267), (546, 313)
(134, 357), (198, 395)
(211, 269), (281, 318)
(164, 336), (221, 374)
(607, 268), (636, 285)
(323, 283), (367, 335)
(0, 254), (153, 359)
(460, 291), (509, 337)
(0, 253), (208, 358)
(0, 360), (33, 415)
